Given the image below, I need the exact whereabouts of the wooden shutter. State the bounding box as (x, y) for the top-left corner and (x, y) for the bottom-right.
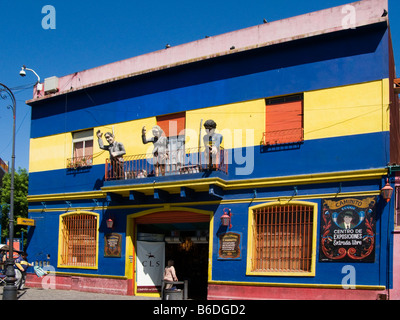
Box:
(264, 99), (303, 145)
(157, 112), (186, 137)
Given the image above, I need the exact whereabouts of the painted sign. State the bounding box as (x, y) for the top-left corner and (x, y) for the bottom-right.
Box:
(104, 233), (122, 257)
(218, 232), (242, 260)
(319, 196), (377, 262)
(17, 217), (35, 226)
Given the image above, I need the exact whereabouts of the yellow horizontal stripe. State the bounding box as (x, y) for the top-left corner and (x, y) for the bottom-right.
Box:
(304, 79), (390, 140)
(28, 168), (386, 203)
(27, 190), (105, 202)
(29, 133), (71, 172)
(29, 79), (389, 173)
(100, 168), (386, 194)
(185, 99), (266, 150)
(28, 190), (381, 213)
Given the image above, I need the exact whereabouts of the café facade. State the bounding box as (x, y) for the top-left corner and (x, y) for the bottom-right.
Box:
(25, 0), (400, 299)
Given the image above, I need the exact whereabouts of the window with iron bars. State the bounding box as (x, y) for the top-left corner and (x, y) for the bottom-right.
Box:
(249, 203), (316, 275)
(59, 213), (98, 268)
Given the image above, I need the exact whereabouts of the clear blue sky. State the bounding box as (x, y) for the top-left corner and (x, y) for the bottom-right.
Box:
(0, 0), (399, 171)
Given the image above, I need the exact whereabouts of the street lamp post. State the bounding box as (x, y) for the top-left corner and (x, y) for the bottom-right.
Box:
(19, 65), (42, 92)
(0, 83), (17, 300)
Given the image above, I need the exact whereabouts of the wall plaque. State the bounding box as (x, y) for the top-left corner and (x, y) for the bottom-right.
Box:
(319, 196), (377, 263)
(218, 232), (242, 260)
(104, 233), (122, 257)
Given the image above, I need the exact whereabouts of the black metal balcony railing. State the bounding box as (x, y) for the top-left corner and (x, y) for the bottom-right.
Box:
(105, 147), (228, 181)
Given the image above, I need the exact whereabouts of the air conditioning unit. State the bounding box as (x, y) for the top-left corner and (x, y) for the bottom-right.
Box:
(44, 76), (59, 94)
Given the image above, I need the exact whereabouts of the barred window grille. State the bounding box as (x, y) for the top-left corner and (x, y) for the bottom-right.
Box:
(60, 213), (97, 268)
(252, 204), (314, 273)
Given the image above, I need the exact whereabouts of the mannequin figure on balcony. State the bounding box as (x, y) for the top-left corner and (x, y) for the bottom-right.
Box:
(203, 119), (223, 169)
(96, 130), (126, 179)
(142, 125), (169, 176)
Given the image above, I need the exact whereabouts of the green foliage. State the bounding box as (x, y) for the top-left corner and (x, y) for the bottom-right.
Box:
(0, 168), (29, 243)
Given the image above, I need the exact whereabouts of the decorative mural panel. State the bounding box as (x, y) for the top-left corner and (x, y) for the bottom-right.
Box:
(104, 233), (122, 258)
(218, 232), (242, 260)
(319, 196), (377, 263)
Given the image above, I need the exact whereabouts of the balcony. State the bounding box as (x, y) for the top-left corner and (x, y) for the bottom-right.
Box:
(105, 147), (228, 182)
(67, 155), (93, 169)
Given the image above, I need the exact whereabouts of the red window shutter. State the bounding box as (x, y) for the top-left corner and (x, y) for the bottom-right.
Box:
(264, 100), (303, 145)
(157, 112), (186, 137)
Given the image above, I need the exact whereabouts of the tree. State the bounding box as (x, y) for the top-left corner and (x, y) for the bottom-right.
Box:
(0, 168), (29, 245)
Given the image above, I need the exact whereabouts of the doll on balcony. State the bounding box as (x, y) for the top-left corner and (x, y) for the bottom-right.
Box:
(142, 125), (169, 176)
(203, 119), (223, 170)
(96, 130), (126, 179)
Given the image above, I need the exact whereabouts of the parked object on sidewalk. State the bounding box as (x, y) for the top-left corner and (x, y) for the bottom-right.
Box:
(33, 266), (46, 278)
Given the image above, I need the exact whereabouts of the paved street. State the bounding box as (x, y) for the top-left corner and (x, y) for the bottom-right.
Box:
(1, 286), (161, 300)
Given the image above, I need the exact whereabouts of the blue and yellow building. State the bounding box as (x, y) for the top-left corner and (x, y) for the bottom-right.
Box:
(25, 0), (400, 299)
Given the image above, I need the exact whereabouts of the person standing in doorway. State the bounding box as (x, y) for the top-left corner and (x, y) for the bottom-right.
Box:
(163, 259), (178, 289)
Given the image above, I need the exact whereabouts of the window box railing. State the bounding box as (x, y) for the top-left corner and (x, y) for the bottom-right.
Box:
(263, 128), (304, 146)
(67, 155), (93, 169)
(105, 147), (228, 181)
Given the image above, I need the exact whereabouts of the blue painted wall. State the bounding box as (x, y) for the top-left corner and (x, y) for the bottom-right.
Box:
(26, 177), (392, 287)
(29, 25), (389, 139)
(28, 131), (389, 196)
(25, 23), (394, 290)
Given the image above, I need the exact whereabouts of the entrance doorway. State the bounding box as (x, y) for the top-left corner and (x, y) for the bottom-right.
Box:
(165, 232), (209, 300)
(134, 210), (211, 300)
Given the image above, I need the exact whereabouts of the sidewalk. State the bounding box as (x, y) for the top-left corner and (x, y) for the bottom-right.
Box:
(1, 286), (161, 300)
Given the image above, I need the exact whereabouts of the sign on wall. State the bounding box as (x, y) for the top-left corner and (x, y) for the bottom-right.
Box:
(319, 196), (377, 263)
(136, 241), (165, 293)
(17, 217), (36, 226)
(104, 233), (122, 257)
(218, 232), (242, 260)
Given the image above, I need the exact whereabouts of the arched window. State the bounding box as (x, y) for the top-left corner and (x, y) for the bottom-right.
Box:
(247, 202), (317, 276)
(58, 212), (98, 269)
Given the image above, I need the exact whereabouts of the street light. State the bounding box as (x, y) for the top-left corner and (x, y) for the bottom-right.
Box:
(221, 208), (232, 229)
(0, 83), (17, 300)
(381, 178), (394, 203)
(19, 65), (43, 92)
